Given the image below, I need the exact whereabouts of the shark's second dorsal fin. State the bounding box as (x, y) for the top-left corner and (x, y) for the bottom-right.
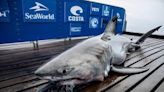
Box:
(101, 16), (118, 41)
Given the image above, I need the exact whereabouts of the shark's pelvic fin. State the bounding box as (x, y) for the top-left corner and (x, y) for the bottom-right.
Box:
(135, 25), (162, 44)
(111, 65), (149, 74)
(101, 16), (118, 41)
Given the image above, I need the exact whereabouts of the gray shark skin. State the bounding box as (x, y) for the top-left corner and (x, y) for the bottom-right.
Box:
(35, 16), (161, 91)
(36, 35), (110, 84)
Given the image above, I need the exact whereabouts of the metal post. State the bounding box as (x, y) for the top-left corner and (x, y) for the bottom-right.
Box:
(32, 40), (39, 50)
(69, 37), (71, 41)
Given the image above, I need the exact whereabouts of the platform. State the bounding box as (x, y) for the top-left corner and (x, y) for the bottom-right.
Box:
(0, 34), (164, 92)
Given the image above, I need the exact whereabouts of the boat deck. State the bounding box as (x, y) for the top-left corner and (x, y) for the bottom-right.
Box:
(0, 34), (164, 92)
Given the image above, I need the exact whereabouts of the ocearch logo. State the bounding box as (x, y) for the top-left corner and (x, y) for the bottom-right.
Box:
(24, 2), (55, 20)
(68, 6), (84, 21)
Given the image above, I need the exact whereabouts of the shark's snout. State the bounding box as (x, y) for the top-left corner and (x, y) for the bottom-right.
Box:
(34, 69), (44, 77)
(34, 67), (55, 81)
(34, 67), (51, 77)
(34, 69), (41, 75)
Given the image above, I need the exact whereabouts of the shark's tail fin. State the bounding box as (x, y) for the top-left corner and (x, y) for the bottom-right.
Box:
(101, 16), (118, 41)
(135, 26), (162, 44)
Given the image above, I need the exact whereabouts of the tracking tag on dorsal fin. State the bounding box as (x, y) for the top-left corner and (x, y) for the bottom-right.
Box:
(101, 16), (118, 41)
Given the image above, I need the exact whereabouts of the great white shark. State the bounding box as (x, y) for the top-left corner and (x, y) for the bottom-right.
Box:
(35, 16), (161, 91)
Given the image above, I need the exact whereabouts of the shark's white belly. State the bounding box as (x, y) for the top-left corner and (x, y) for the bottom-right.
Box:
(109, 35), (131, 65)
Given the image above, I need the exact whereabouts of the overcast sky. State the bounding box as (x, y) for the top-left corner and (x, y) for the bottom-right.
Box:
(87, 0), (164, 35)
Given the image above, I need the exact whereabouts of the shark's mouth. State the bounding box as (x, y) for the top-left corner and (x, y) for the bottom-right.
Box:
(37, 75), (85, 85)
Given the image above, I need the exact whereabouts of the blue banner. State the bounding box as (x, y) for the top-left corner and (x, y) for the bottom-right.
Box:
(0, 0), (10, 22)
(22, 0), (56, 22)
(64, 2), (87, 22)
(0, 0), (125, 43)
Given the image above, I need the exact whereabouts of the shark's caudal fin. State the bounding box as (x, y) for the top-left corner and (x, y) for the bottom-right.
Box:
(135, 26), (162, 44)
(101, 16), (118, 41)
(111, 65), (149, 74)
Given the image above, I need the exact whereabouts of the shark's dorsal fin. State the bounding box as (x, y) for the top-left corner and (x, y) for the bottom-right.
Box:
(101, 16), (118, 41)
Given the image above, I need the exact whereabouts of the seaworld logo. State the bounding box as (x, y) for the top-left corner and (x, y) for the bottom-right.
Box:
(24, 2), (55, 20)
(25, 13), (54, 20)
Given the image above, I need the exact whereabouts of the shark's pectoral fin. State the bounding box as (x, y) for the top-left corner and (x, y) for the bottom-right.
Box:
(111, 65), (149, 74)
(135, 25), (162, 44)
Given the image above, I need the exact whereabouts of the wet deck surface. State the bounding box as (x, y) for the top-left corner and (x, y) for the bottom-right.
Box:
(0, 35), (164, 92)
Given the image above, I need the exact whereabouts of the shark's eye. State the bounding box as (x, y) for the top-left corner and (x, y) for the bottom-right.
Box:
(57, 67), (74, 75)
(62, 69), (67, 74)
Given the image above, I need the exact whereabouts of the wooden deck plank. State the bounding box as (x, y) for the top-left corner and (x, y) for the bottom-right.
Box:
(155, 79), (164, 92)
(0, 56), (50, 71)
(0, 60), (45, 76)
(0, 39), (82, 64)
(22, 84), (47, 92)
(0, 65), (38, 82)
(127, 42), (164, 60)
(125, 45), (164, 67)
(0, 79), (47, 92)
(0, 44), (67, 64)
(141, 40), (164, 47)
(130, 65), (164, 92)
(0, 39), (84, 55)
(129, 49), (164, 68)
(0, 73), (33, 83)
(0, 75), (37, 89)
